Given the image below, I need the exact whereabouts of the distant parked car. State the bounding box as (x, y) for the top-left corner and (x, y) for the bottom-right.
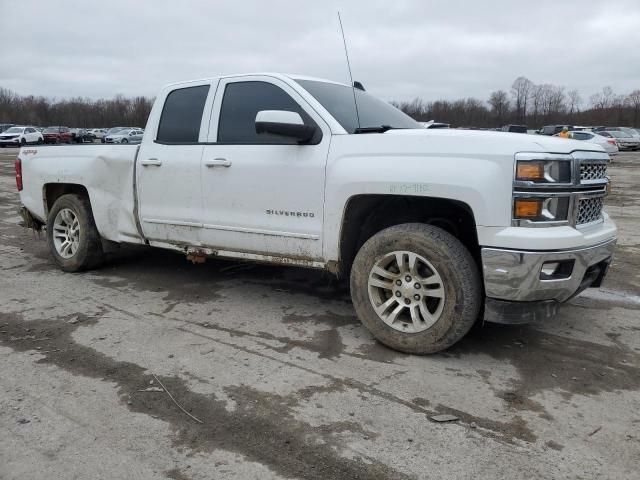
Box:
(43, 127), (73, 144)
(567, 131), (619, 155)
(605, 127), (640, 139)
(89, 128), (107, 139)
(104, 128), (144, 144)
(598, 131), (640, 151)
(501, 124), (528, 133)
(537, 125), (575, 135)
(0, 123), (16, 133)
(70, 128), (94, 143)
(101, 127), (129, 143)
(0, 126), (44, 147)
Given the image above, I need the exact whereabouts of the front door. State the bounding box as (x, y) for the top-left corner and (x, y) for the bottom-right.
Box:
(200, 77), (331, 260)
(136, 82), (214, 246)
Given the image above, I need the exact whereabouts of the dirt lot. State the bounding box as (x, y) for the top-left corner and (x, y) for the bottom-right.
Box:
(0, 146), (638, 479)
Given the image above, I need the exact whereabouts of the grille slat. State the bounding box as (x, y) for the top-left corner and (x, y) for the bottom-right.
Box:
(580, 162), (607, 182)
(577, 197), (604, 225)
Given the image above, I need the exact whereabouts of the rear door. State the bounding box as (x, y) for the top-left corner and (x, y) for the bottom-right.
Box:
(25, 128), (37, 142)
(199, 76), (331, 260)
(136, 81), (216, 245)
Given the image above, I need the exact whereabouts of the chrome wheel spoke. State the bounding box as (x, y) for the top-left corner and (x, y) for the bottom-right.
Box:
(369, 278), (394, 290)
(387, 303), (405, 323)
(375, 296), (399, 316)
(409, 305), (422, 329)
(424, 287), (444, 299)
(367, 250), (446, 334)
(53, 208), (81, 259)
(418, 302), (438, 329)
(371, 265), (397, 281)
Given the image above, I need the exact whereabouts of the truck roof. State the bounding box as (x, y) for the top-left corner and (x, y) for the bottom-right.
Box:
(163, 73), (349, 89)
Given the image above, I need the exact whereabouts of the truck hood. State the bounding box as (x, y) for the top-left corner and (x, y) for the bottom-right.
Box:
(383, 128), (606, 155)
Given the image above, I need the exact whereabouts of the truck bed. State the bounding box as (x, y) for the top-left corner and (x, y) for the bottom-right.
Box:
(18, 144), (144, 244)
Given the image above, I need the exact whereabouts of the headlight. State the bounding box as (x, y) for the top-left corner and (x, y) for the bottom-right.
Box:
(515, 159), (571, 184)
(513, 195), (570, 224)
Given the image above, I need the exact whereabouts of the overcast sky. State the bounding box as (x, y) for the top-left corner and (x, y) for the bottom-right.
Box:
(2, 0), (639, 103)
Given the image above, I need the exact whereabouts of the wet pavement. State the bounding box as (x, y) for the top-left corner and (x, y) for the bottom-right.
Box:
(1, 147), (638, 479)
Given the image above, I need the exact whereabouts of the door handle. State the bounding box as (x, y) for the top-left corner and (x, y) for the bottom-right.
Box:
(141, 158), (162, 166)
(204, 158), (232, 168)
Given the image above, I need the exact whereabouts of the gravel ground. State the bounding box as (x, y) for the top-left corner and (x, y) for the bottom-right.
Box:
(0, 146), (638, 480)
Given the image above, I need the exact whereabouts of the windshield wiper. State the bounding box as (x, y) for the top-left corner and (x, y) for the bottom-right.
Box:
(354, 125), (393, 134)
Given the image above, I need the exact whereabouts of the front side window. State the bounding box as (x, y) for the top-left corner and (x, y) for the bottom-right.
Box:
(295, 79), (421, 133)
(217, 81), (317, 144)
(157, 85), (210, 143)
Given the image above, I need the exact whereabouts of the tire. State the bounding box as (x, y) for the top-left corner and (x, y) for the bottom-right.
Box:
(121, 138), (128, 144)
(46, 194), (104, 272)
(20, 138), (26, 146)
(350, 223), (482, 354)
(37, 138), (43, 145)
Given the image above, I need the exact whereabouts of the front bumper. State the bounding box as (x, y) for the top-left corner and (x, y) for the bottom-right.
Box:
(481, 238), (616, 324)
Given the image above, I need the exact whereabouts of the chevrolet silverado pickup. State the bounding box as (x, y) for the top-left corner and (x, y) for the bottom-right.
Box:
(16, 73), (617, 354)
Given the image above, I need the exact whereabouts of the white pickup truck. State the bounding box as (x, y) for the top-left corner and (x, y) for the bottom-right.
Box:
(16, 73), (617, 353)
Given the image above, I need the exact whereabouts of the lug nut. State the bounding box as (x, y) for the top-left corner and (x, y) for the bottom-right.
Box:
(405, 275), (412, 282)
(414, 283), (421, 289)
(404, 298), (411, 305)
(395, 291), (402, 297)
(396, 280), (402, 286)
(413, 294), (421, 301)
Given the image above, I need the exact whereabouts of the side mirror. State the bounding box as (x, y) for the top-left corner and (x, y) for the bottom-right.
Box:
(255, 110), (316, 143)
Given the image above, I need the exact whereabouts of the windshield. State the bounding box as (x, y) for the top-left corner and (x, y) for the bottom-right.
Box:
(107, 128), (126, 134)
(295, 79), (421, 133)
(608, 131), (626, 138)
(44, 127), (59, 133)
(4, 127), (23, 133)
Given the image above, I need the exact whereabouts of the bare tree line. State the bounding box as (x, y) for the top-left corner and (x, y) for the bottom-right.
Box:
(2, 76), (640, 129)
(0, 88), (153, 127)
(393, 77), (640, 128)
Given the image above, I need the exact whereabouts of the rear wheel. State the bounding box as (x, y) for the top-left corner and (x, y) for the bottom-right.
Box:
(46, 194), (104, 272)
(350, 223), (482, 354)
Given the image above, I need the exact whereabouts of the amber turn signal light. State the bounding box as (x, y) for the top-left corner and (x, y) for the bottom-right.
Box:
(514, 198), (542, 219)
(516, 161), (545, 181)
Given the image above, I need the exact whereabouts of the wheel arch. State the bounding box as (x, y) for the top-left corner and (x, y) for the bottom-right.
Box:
(337, 194), (480, 278)
(43, 183), (91, 217)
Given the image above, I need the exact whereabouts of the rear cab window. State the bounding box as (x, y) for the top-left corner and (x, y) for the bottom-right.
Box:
(156, 85), (210, 143)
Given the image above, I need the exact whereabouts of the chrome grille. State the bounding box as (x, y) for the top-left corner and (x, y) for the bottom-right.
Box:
(576, 197), (604, 225)
(580, 162), (607, 182)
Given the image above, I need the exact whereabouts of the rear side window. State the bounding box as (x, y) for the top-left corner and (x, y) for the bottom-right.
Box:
(217, 81), (317, 144)
(157, 85), (210, 143)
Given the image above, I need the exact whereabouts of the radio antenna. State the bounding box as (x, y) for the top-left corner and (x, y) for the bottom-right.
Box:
(337, 12), (361, 130)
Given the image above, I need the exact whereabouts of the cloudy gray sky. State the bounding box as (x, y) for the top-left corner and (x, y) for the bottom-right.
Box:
(2, 0), (639, 103)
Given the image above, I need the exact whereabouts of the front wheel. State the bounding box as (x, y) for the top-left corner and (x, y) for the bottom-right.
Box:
(350, 223), (482, 354)
(46, 194), (104, 272)
(121, 138), (128, 144)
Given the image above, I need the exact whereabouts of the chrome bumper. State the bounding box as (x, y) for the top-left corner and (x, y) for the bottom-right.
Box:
(481, 238), (616, 324)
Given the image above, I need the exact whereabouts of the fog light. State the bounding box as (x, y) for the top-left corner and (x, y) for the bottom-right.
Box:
(541, 262), (559, 277)
(540, 260), (574, 280)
